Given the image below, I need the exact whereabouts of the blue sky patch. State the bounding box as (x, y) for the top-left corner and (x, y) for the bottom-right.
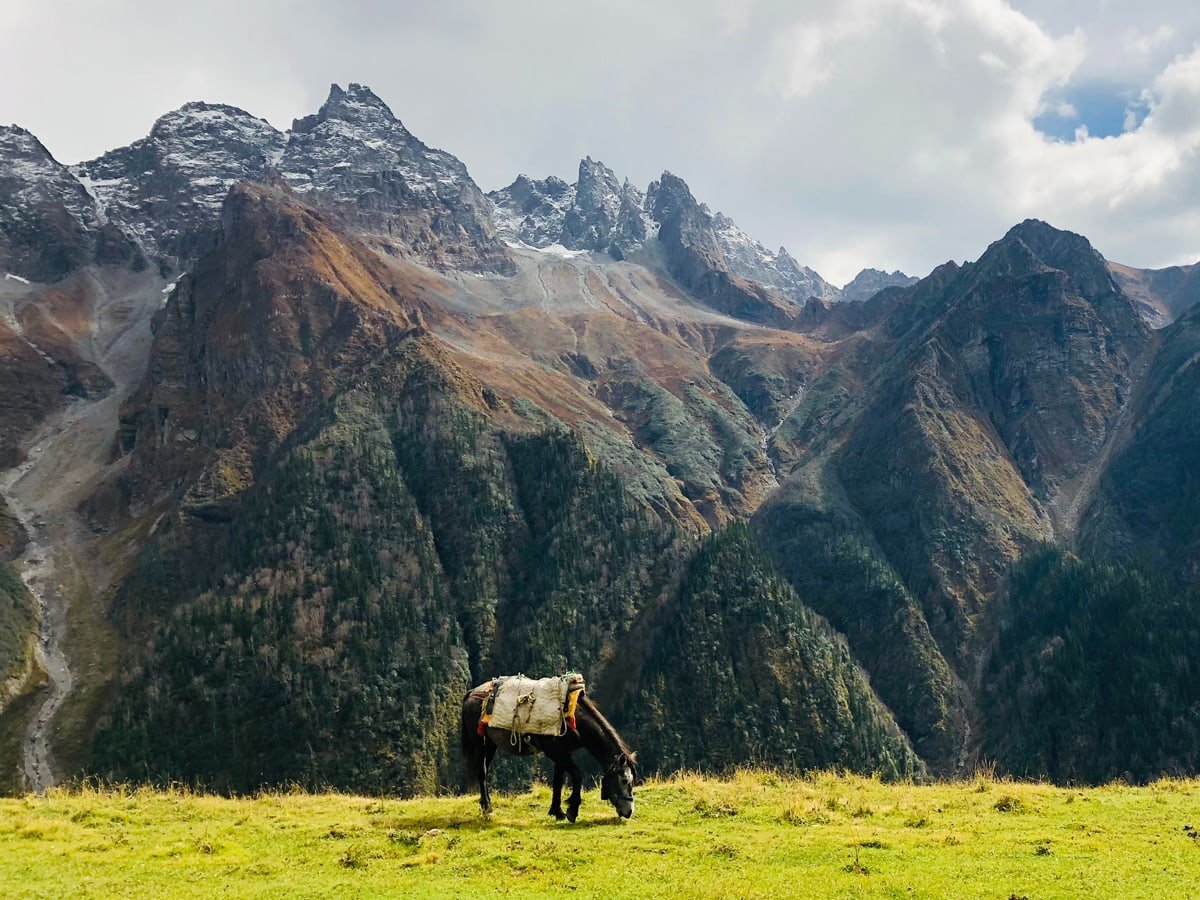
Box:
(1034, 82), (1148, 141)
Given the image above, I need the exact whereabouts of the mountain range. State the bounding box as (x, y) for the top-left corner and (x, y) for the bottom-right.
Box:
(1, 83), (1198, 793)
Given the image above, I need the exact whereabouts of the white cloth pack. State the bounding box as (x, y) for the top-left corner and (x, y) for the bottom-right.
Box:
(482, 673), (585, 737)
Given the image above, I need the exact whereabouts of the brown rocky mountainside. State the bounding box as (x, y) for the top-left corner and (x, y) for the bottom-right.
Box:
(117, 181), (435, 519)
(1, 84), (1199, 793)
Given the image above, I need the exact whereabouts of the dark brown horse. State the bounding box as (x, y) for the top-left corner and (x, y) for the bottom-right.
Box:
(461, 685), (640, 821)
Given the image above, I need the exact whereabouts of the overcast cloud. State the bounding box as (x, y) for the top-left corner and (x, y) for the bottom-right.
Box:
(3, 0), (1198, 283)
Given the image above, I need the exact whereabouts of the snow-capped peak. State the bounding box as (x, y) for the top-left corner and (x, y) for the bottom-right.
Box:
(52, 83), (508, 274)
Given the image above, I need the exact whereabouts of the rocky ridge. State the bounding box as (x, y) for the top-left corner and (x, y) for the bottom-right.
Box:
(71, 84), (510, 277)
(490, 160), (917, 306)
(841, 267), (919, 302)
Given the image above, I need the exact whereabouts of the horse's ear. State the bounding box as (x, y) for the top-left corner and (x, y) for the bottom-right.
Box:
(624, 752), (643, 785)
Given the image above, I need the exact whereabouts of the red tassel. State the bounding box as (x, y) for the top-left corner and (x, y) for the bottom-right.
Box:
(477, 721), (486, 736)
(567, 716), (576, 731)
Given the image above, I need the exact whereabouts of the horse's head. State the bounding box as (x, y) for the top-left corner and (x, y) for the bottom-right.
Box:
(601, 753), (639, 819)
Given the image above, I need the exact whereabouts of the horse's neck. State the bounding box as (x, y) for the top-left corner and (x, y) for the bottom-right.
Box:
(576, 706), (621, 769)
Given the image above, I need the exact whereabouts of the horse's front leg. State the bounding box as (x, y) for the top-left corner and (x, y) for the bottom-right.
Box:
(548, 762), (567, 820)
(564, 758), (584, 823)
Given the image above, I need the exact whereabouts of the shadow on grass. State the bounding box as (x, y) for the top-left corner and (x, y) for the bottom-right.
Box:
(565, 817), (628, 828)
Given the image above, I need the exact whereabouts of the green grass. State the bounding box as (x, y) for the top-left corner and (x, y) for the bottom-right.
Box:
(1, 771), (1198, 898)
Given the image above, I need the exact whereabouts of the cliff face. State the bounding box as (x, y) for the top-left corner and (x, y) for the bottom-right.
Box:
(1081, 302), (1200, 584)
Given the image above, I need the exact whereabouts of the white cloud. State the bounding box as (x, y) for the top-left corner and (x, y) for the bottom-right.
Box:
(1124, 24), (1176, 57)
(0, 0), (1198, 283)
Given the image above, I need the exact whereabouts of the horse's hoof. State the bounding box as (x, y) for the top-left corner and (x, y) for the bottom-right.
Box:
(549, 808), (566, 821)
(566, 808), (579, 824)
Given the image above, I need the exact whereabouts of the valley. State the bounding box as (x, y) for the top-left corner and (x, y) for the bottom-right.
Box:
(0, 267), (163, 790)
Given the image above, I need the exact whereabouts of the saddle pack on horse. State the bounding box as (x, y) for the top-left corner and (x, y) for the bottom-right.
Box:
(474, 673), (585, 738)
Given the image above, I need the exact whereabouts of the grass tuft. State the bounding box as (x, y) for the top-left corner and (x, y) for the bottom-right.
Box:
(993, 794), (1026, 813)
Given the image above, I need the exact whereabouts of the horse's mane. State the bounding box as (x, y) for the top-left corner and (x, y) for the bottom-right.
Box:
(579, 693), (636, 761)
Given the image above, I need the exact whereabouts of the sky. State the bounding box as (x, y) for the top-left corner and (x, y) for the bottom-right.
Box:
(3, 1), (1199, 285)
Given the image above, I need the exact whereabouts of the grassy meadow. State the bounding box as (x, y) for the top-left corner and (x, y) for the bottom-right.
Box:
(1, 770), (1198, 898)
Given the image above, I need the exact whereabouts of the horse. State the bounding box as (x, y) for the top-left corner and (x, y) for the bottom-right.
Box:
(461, 684), (641, 822)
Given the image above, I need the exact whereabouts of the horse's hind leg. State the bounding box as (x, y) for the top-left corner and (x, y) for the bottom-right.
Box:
(548, 762), (567, 820)
(563, 758), (583, 823)
(478, 738), (497, 815)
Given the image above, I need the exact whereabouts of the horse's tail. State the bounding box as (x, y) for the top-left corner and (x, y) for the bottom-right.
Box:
(461, 689), (481, 790)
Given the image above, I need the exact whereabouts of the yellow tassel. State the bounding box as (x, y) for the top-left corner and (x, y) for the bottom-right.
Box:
(564, 688), (582, 726)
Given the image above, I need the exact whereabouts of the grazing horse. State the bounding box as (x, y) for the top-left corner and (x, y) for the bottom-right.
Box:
(461, 686), (640, 821)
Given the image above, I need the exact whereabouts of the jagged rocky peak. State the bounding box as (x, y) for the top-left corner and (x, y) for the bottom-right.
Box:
(712, 211), (838, 303)
(279, 83), (512, 274)
(489, 173), (575, 247)
(644, 170), (694, 219)
(143, 101), (283, 150)
(1, 124), (97, 229)
(841, 268), (919, 303)
(645, 170), (726, 269)
(1003, 218), (1096, 258)
(291, 82), (399, 132)
(489, 156), (651, 259)
(282, 82), (465, 196)
(988, 219), (1115, 289)
(562, 157), (649, 259)
(1, 125), (75, 187)
(78, 100), (284, 190)
(492, 159), (842, 300)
